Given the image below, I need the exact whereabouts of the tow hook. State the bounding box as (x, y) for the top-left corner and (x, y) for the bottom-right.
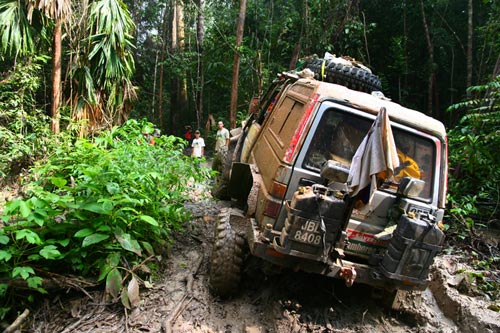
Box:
(340, 267), (357, 287)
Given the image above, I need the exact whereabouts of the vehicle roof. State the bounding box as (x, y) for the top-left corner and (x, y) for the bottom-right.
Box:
(298, 78), (447, 139)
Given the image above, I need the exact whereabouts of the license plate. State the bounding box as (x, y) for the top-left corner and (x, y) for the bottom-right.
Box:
(292, 220), (322, 245)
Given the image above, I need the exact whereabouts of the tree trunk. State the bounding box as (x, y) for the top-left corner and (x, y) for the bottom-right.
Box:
(289, 43), (301, 70)
(196, 0), (205, 130)
(304, 0), (309, 55)
(230, 0), (247, 129)
(177, 1), (188, 125)
(169, 1), (180, 134)
(466, 0), (473, 97)
(158, 4), (169, 132)
(51, 20), (62, 134)
(420, 0), (438, 118)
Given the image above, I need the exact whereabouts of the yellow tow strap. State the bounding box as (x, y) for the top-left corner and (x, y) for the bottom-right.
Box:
(321, 60), (326, 81)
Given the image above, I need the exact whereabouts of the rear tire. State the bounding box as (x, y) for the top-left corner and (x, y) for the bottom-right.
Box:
(209, 210), (246, 298)
(211, 148), (230, 199)
(211, 131), (243, 200)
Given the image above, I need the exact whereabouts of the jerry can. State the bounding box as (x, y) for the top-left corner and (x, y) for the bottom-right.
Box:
(380, 213), (445, 282)
(280, 185), (348, 256)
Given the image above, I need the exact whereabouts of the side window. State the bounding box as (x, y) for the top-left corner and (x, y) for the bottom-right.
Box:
(304, 109), (372, 171)
(268, 97), (306, 149)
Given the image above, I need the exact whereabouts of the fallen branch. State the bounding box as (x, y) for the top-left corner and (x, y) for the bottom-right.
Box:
(161, 253), (204, 333)
(3, 308), (29, 333)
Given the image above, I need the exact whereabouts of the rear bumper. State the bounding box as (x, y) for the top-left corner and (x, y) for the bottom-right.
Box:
(247, 218), (428, 291)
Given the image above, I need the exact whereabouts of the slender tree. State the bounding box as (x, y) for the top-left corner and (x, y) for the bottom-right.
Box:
(229, 0), (247, 129)
(420, 0), (438, 117)
(466, 0), (473, 98)
(27, 0), (72, 134)
(195, 0), (205, 130)
(158, 3), (169, 131)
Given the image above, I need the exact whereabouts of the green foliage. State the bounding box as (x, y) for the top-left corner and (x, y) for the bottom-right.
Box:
(0, 56), (54, 179)
(0, 119), (210, 318)
(447, 75), (500, 233)
(446, 75), (500, 298)
(72, 0), (137, 126)
(0, 0), (35, 56)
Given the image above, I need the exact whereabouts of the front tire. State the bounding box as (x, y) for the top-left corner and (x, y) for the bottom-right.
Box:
(209, 210), (246, 298)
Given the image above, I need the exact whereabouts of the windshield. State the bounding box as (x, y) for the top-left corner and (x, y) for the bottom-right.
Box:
(303, 108), (436, 200)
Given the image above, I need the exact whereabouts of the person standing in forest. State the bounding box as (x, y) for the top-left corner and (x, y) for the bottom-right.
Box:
(191, 130), (205, 158)
(215, 121), (230, 153)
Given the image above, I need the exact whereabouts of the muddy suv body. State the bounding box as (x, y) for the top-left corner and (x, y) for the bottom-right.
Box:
(209, 61), (448, 297)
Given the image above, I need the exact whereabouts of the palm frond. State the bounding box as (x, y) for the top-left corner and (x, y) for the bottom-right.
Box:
(0, 0), (34, 55)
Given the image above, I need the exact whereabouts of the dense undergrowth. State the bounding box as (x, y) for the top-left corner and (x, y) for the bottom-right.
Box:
(0, 119), (210, 320)
(445, 75), (500, 301)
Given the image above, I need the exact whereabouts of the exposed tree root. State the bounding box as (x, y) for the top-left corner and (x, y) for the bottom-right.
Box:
(3, 308), (29, 333)
(161, 253), (204, 333)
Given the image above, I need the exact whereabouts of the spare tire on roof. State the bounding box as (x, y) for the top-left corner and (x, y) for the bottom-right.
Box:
(305, 57), (382, 93)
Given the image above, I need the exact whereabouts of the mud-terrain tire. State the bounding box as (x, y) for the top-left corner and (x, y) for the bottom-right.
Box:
(211, 147), (230, 199)
(209, 211), (246, 298)
(306, 58), (382, 93)
(211, 131), (244, 200)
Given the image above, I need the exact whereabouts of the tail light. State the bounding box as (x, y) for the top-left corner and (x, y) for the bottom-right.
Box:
(264, 180), (287, 218)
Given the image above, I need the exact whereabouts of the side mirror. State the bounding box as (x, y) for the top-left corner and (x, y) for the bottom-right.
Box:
(397, 177), (425, 198)
(320, 160), (350, 184)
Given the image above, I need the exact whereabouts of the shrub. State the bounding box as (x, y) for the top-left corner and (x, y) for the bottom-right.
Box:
(0, 119), (210, 318)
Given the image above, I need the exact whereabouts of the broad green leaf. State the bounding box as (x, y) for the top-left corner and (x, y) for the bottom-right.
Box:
(15, 229), (41, 245)
(45, 192), (61, 203)
(57, 238), (71, 247)
(107, 251), (121, 267)
(97, 225), (111, 232)
(81, 201), (112, 215)
(12, 266), (35, 280)
(141, 241), (154, 256)
(30, 197), (47, 209)
(74, 228), (94, 238)
(19, 201), (31, 218)
(105, 268), (122, 299)
(82, 233), (109, 247)
(0, 250), (12, 262)
(0, 235), (9, 245)
(101, 200), (114, 213)
(28, 254), (41, 261)
(27, 276), (43, 289)
(139, 215), (158, 227)
(114, 232), (142, 256)
(98, 263), (113, 282)
(4, 199), (21, 215)
(51, 177), (67, 188)
(39, 245), (61, 259)
(106, 183), (120, 195)
(30, 210), (47, 227)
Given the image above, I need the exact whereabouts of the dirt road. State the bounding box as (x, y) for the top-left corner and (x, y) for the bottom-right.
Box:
(27, 197), (500, 333)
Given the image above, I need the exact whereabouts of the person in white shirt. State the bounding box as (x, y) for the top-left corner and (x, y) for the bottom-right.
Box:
(191, 130), (205, 158)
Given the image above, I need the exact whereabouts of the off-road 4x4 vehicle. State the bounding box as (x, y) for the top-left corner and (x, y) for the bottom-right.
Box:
(209, 56), (448, 298)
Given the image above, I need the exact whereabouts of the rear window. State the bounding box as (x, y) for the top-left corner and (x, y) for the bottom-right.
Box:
(303, 109), (436, 200)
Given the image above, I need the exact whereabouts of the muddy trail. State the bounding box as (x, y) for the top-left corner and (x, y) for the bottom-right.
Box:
(16, 198), (500, 333)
